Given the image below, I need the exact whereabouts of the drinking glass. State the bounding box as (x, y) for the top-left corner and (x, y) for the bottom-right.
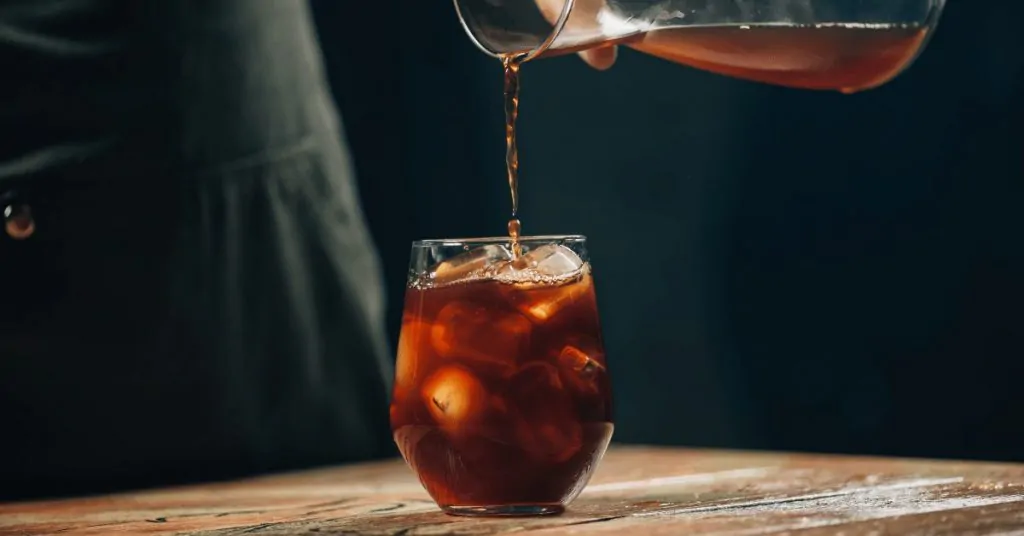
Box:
(390, 235), (614, 516)
(453, 0), (947, 92)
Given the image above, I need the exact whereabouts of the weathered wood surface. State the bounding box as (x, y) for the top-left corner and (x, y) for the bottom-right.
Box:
(3, 446), (1024, 535)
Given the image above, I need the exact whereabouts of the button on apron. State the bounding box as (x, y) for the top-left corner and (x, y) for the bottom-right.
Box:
(1, 191), (36, 240)
(4, 202), (35, 240)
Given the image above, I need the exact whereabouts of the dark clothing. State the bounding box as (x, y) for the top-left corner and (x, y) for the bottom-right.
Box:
(0, 0), (394, 499)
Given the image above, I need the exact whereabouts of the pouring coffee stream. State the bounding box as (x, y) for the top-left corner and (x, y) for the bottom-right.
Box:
(503, 54), (525, 259)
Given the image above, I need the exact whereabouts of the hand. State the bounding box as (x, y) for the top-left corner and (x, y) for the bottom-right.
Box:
(579, 47), (618, 70)
(534, 0), (617, 70)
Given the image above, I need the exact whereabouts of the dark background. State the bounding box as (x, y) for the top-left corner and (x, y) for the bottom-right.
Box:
(312, 1), (1024, 462)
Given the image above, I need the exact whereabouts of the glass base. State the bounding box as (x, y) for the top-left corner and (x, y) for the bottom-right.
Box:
(443, 504), (565, 517)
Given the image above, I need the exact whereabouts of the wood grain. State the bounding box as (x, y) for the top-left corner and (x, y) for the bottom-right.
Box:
(2, 446), (1023, 535)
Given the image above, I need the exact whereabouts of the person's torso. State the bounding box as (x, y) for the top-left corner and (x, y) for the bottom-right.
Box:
(0, 0), (394, 500)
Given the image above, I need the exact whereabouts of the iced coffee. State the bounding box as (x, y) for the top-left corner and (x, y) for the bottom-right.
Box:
(390, 237), (613, 516)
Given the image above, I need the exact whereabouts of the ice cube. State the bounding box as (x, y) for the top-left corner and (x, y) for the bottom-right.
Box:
(523, 276), (594, 323)
(502, 244), (585, 283)
(431, 301), (530, 376)
(497, 271), (594, 325)
(496, 244), (593, 322)
(506, 362), (582, 462)
(394, 318), (431, 394)
(552, 337), (610, 421)
(430, 244), (512, 286)
(557, 343), (606, 396)
(421, 366), (489, 431)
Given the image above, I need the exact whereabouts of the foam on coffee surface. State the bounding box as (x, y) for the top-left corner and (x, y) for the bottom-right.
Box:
(415, 243), (587, 289)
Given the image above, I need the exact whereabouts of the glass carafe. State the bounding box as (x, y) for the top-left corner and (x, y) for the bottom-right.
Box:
(453, 0), (947, 92)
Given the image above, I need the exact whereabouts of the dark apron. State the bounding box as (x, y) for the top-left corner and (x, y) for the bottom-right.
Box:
(0, 0), (394, 499)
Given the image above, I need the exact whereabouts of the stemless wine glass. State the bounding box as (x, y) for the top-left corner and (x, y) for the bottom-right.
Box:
(454, 0), (947, 93)
(390, 236), (614, 516)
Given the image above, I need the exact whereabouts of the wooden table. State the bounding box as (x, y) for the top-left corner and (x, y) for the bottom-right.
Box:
(3, 446), (1024, 535)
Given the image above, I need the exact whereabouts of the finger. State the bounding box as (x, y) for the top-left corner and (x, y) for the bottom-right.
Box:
(579, 46), (618, 70)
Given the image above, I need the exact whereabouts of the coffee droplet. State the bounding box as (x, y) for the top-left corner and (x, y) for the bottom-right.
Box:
(507, 218), (521, 240)
(5, 204), (35, 240)
(508, 218), (522, 258)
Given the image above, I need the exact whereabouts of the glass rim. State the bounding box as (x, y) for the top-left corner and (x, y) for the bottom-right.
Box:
(411, 234), (586, 247)
(451, 0), (575, 60)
